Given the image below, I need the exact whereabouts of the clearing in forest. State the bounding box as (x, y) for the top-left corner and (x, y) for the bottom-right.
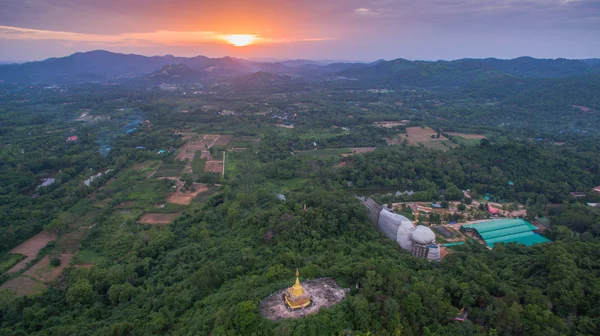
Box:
(167, 182), (210, 205)
(295, 148), (353, 157)
(385, 136), (403, 145)
(132, 161), (157, 171)
(275, 124), (294, 129)
(374, 121), (409, 128)
(24, 253), (75, 282)
(57, 230), (87, 252)
(114, 201), (136, 209)
(138, 213), (181, 225)
(228, 137), (260, 151)
(445, 132), (487, 139)
(260, 278), (347, 321)
(4, 231), (57, 274)
(0, 275), (46, 296)
(341, 147), (376, 157)
(404, 127), (455, 150)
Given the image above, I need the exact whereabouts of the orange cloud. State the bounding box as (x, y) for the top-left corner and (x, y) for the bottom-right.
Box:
(0, 25), (334, 46)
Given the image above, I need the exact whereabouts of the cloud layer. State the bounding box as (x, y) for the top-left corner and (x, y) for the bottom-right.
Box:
(0, 0), (598, 61)
(0, 25), (335, 46)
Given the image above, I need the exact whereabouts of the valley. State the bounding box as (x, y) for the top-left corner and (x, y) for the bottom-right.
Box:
(0, 52), (599, 335)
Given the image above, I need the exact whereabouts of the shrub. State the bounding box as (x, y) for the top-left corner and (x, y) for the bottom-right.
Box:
(50, 257), (61, 267)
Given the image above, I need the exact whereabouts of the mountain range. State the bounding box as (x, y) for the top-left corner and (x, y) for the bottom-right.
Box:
(0, 50), (598, 85)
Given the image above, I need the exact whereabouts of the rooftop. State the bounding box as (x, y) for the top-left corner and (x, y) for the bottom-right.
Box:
(462, 219), (551, 248)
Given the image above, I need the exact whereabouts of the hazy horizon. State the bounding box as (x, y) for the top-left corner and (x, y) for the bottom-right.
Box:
(1, 1), (599, 63)
(1, 49), (599, 66)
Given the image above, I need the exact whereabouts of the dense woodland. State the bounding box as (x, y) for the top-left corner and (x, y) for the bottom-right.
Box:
(1, 54), (600, 335)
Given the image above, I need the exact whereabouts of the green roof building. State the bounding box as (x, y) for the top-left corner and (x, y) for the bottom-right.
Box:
(462, 219), (551, 248)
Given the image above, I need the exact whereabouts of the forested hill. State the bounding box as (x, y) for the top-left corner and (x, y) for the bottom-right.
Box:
(337, 57), (600, 88)
(1, 50), (599, 84)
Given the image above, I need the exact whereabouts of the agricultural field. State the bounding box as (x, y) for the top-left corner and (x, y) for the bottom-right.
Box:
(191, 150), (207, 173)
(445, 132), (487, 146)
(204, 160), (224, 173)
(212, 134), (233, 148)
(175, 133), (207, 161)
(153, 164), (185, 178)
(192, 157), (206, 174)
(24, 253), (75, 282)
(445, 132), (487, 139)
(404, 127), (456, 150)
(70, 249), (107, 267)
(138, 213), (181, 225)
(167, 182), (211, 205)
(4, 231), (57, 274)
(228, 137), (261, 151)
(296, 129), (349, 140)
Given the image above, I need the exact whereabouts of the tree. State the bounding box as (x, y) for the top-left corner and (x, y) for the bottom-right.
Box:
(66, 279), (94, 306)
(50, 257), (61, 267)
(44, 212), (76, 235)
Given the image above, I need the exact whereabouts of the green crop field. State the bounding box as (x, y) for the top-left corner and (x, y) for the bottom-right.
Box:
(153, 164), (184, 177)
(295, 148), (353, 157)
(0, 253), (26, 274)
(192, 154), (206, 174)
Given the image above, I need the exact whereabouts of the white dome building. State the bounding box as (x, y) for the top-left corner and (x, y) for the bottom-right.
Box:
(411, 226), (436, 245)
(411, 225), (438, 260)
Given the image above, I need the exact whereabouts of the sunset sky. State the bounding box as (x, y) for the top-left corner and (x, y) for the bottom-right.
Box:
(1, 0), (599, 62)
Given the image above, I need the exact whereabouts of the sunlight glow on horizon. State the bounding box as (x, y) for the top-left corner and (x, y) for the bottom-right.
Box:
(222, 34), (257, 47)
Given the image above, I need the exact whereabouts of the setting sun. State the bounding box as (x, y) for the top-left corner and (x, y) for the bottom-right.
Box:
(223, 34), (256, 47)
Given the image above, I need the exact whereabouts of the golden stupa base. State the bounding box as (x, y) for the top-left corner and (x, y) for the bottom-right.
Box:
(285, 293), (311, 310)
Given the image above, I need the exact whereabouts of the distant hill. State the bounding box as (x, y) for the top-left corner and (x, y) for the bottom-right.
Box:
(337, 57), (599, 88)
(581, 58), (600, 66)
(0, 50), (598, 85)
(0, 51), (305, 84)
(477, 57), (595, 77)
(147, 64), (205, 83)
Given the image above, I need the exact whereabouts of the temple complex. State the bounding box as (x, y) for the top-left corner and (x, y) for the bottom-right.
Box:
(361, 198), (440, 261)
(284, 269), (311, 310)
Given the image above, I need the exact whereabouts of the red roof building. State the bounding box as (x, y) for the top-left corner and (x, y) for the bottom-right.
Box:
(488, 204), (500, 215)
(67, 136), (79, 142)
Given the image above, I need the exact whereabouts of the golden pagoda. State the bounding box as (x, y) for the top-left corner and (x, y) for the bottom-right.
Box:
(284, 269), (311, 310)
